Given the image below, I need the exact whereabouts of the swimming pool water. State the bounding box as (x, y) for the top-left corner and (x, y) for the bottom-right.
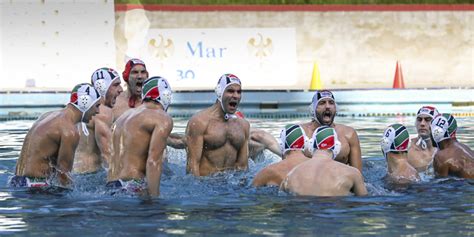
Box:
(0, 116), (473, 236)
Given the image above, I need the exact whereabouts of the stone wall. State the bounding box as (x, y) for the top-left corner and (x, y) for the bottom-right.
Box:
(115, 7), (473, 90)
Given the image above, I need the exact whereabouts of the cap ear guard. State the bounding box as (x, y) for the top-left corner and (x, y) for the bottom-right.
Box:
(69, 83), (101, 136)
(158, 78), (172, 111)
(381, 127), (395, 158)
(278, 127), (286, 156)
(142, 76), (172, 111)
(91, 67), (121, 98)
(431, 115), (450, 146)
(380, 124), (410, 158)
(333, 139), (341, 159)
(215, 81), (223, 101)
(93, 79), (107, 97)
(278, 124), (307, 156)
(442, 113), (457, 139)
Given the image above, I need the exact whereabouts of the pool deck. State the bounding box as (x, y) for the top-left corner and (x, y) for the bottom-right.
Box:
(0, 88), (473, 120)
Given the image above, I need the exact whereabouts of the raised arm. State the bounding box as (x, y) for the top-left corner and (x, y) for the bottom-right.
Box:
(185, 116), (206, 176)
(146, 115), (173, 197)
(348, 127), (363, 173)
(236, 119), (250, 171)
(56, 129), (80, 188)
(94, 110), (114, 169)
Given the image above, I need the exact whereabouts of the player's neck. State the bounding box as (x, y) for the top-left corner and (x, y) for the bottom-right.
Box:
(312, 120), (335, 128)
(211, 102), (226, 119)
(418, 136), (434, 148)
(312, 150), (333, 160)
(438, 139), (454, 150)
(285, 151), (306, 161)
(65, 104), (83, 124)
(143, 100), (164, 111)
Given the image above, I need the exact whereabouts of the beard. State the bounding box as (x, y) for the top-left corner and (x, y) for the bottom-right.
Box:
(315, 110), (335, 126)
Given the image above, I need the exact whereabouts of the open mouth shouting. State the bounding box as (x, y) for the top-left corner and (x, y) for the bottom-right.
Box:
(228, 101), (238, 113)
(135, 81), (143, 94)
(323, 110), (333, 122)
(317, 110), (335, 125)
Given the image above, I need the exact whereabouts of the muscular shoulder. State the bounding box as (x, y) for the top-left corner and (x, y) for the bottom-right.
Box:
(112, 93), (130, 118)
(186, 110), (211, 132)
(135, 108), (173, 129)
(97, 105), (114, 123)
(152, 110), (173, 128)
(344, 164), (364, 180)
(57, 121), (80, 141)
(335, 123), (358, 140)
(238, 117), (250, 132)
(37, 111), (74, 134)
(433, 150), (449, 163)
(87, 105), (114, 129)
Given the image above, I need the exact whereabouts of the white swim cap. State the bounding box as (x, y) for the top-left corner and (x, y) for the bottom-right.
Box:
(431, 115), (451, 146)
(308, 126), (341, 159)
(309, 90), (336, 125)
(91, 67), (121, 99)
(381, 124), (410, 158)
(69, 83), (101, 114)
(69, 83), (101, 136)
(278, 124), (307, 156)
(215, 73), (241, 120)
(141, 76), (172, 111)
(215, 73), (241, 101)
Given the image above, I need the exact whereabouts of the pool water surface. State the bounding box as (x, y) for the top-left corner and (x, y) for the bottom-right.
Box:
(0, 116), (473, 236)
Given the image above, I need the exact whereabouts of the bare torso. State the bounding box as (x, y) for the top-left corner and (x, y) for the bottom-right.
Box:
(282, 155), (366, 196)
(107, 105), (172, 182)
(112, 90), (143, 121)
(186, 105), (250, 176)
(434, 141), (474, 178)
(407, 137), (436, 172)
(15, 108), (80, 185)
(386, 159), (420, 184)
(112, 92), (131, 121)
(73, 105), (113, 173)
(252, 152), (309, 187)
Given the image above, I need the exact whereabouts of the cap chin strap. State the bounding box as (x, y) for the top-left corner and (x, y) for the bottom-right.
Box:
(224, 113), (237, 121)
(415, 137), (429, 150)
(71, 99), (100, 137)
(218, 99), (237, 121)
(81, 116), (89, 136)
(71, 103), (90, 136)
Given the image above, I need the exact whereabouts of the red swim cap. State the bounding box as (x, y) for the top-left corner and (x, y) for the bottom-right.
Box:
(122, 58), (146, 82)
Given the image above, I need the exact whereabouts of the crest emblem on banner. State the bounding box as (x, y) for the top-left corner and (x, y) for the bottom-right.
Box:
(247, 33), (273, 60)
(148, 35), (174, 60)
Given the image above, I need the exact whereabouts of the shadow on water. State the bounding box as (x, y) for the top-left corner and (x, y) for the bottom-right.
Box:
(0, 118), (473, 235)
